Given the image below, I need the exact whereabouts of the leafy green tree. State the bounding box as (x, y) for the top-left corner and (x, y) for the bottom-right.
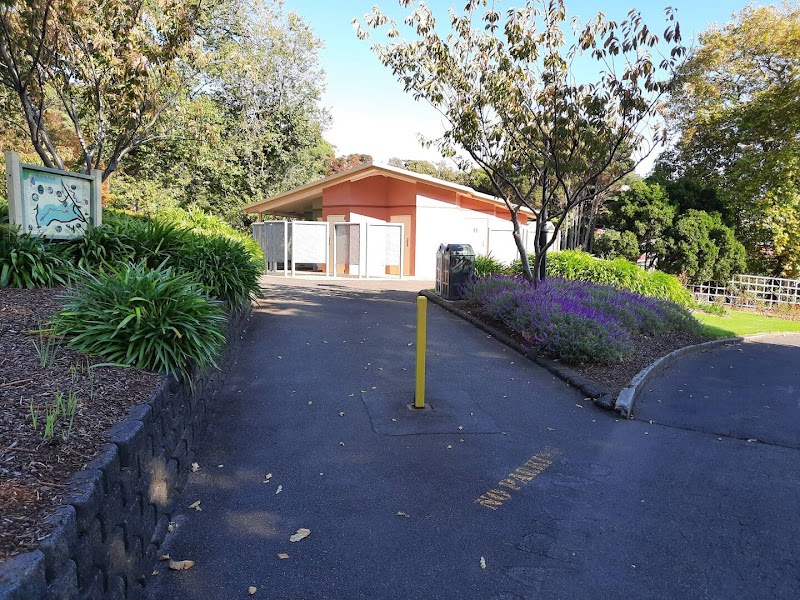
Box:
(109, 1), (330, 225)
(660, 2), (800, 275)
(593, 230), (640, 263)
(357, 0), (685, 285)
(600, 180), (675, 268)
(661, 209), (746, 283)
(0, 0), (216, 179)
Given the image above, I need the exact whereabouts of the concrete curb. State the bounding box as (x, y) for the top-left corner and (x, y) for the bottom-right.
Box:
(614, 336), (743, 419)
(420, 291), (615, 411)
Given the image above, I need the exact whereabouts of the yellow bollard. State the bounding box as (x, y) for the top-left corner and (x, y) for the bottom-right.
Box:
(414, 295), (427, 409)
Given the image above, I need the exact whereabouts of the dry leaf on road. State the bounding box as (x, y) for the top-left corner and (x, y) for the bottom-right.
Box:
(168, 560), (195, 571)
(396, 512), (410, 518)
(289, 528), (311, 542)
(159, 554), (170, 561)
(248, 586), (257, 595)
(480, 557), (487, 570)
(191, 462), (200, 472)
(188, 500), (202, 511)
(276, 485), (283, 494)
(277, 553), (290, 559)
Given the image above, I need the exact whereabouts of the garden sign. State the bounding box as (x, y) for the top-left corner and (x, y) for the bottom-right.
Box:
(4, 151), (102, 239)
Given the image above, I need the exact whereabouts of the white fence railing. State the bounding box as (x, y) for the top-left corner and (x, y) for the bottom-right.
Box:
(690, 274), (800, 308)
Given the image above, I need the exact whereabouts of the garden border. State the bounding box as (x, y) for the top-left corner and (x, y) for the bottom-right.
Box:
(420, 291), (616, 410)
(0, 306), (251, 600)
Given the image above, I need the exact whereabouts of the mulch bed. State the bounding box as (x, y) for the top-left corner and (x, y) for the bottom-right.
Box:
(0, 287), (162, 561)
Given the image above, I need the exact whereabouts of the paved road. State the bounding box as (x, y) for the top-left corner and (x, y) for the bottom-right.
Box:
(145, 278), (800, 600)
(635, 334), (800, 449)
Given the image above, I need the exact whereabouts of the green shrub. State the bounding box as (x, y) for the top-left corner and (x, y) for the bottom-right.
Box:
(0, 198), (8, 224)
(175, 234), (262, 310)
(474, 253), (509, 277)
(0, 226), (70, 288)
(545, 250), (693, 306)
(114, 219), (193, 269)
(593, 229), (640, 262)
(159, 206), (264, 264)
(54, 262), (226, 382)
(59, 224), (135, 271)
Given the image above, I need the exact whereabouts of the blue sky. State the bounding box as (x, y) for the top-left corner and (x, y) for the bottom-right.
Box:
(283, 1), (749, 172)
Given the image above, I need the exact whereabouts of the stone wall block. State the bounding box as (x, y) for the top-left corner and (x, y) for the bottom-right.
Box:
(0, 551), (46, 600)
(39, 506), (77, 582)
(108, 420), (146, 471)
(63, 471), (104, 534)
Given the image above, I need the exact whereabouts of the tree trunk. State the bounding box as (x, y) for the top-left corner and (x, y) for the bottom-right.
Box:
(510, 207), (533, 283)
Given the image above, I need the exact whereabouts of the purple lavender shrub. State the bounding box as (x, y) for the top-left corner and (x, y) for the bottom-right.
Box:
(461, 275), (701, 364)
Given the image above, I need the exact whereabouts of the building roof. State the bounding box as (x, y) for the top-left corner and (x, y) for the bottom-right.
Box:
(242, 162), (536, 218)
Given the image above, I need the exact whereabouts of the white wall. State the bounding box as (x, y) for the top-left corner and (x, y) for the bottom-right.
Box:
(414, 195), (519, 279)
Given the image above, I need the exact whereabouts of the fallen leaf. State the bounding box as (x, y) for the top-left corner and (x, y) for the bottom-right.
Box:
(159, 554), (170, 561)
(747, 438), (758, 443)
(308, 401), (313, 405)
(276, 485), (283, 494)
(339, 441), (345, 447)
(339, 411), (345, 417)
(547, 428), (555, 431)
(277, 553), (290, 559)
(152, 570), (159, 576)
(188, 500), (202, 511)
(446, 445), (452, 449)
(168, 560), (195, 571)
(248, 586), (257, 595)
(264, 473), (273, 481)
(458, 426), (463, 431)
(396, 511), (410, 518)
(191, 462), (200, 473)
(289, 528), (311, 542)
(575, 404), (584, 409)
(348, 394), (355, 397)
(480, 557), (487, 570)
(391, 418), (397, 422)
(168, 522), (177, 533)
(217, 464), (224, 468)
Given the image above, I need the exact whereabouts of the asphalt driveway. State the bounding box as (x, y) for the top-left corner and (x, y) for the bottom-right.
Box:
(144, 277), (800, 600)
(634, 334), (800, 449)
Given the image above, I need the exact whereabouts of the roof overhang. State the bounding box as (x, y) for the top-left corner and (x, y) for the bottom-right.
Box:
(243, 162), (536, 219)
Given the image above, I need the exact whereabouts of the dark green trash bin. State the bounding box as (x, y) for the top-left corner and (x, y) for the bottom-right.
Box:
(441, 243), (475, 300)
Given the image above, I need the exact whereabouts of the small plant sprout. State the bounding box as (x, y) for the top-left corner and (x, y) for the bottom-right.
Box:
(31, 323), (63, 369)
(43, 405), (57, 440)
(29, 399), (39, 431)
(64, 391), (78, 440)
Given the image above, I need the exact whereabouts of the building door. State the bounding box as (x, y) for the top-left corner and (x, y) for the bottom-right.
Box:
(390, 215), (412, 276)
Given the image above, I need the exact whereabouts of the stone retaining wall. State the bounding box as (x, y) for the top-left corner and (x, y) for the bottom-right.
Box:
(0, 307), (249, 600)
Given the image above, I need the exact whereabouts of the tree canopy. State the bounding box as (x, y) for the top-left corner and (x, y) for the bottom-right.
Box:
(0, 0), (331, 226)
(357, 0), (685, 284)
(659, 2), (800, 276)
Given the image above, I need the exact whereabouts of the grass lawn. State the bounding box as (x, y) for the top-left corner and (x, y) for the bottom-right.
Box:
(695, 310), (800, 338)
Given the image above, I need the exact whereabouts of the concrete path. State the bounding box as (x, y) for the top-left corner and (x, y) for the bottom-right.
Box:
(634, 334), (800, 449)
(145, 278), (800, 600)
